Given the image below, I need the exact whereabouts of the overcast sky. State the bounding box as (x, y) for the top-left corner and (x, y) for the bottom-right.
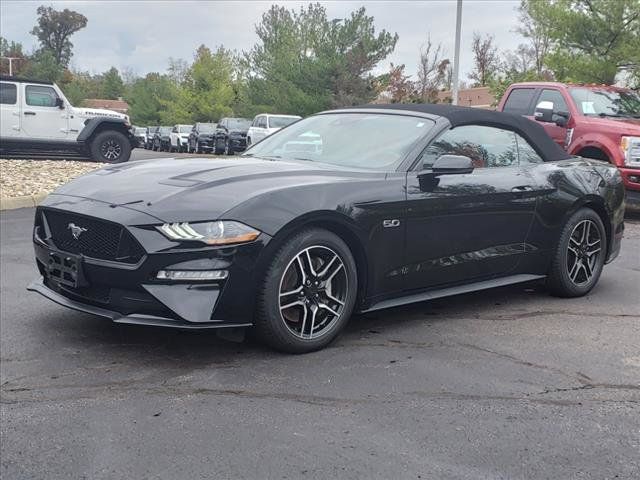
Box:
(1, 0), (524, 81)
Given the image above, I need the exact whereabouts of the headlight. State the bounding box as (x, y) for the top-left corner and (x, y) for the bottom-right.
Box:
(621, 136), (640, 167)
(157, 221), (260, 245)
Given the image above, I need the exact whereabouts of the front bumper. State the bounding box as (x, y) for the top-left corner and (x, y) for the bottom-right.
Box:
(29, 202), (272, 329)
(28, 278), (251, 329)
(229, 136), (247, 152)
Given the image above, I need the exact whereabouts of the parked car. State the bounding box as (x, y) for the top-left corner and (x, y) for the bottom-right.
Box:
(188, 122), (217, 153)
(152, 126), (172, 151)
(28, 104), (624, 353)
(247, 114), (301, 146)
(214, 117), (251, 154)
(145, 126), (159, 149)
(170, 124), (193, 152)
(0, 75), (135, 163)
(133, 126), (146, 148)
(497, 82), (640, 210)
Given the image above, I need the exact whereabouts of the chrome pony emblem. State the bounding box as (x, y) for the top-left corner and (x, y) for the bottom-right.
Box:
(67, 223), (87, 240)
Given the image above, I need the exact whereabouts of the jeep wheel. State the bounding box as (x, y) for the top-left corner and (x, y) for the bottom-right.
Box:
(90, 130), (131, 163)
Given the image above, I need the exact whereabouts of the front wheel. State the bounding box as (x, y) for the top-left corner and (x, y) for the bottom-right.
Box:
(546, 208), (607, 297)
(255, 228), (358, 353)
(89, 130), (131, 163)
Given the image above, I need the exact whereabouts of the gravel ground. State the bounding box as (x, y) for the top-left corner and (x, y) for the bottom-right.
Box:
(0, 159), (105, 198)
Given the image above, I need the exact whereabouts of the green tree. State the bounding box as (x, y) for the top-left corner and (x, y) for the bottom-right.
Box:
(102, 67), (124, 99)
(161, 45), (236, 123)
(126, 73), (175, 125)
(30, 5), (88, 67)
(468, 33), (500, 87)
(246, 3), (397, 116)
(22, 49), (64, 83)
(524, 0), (640, 84)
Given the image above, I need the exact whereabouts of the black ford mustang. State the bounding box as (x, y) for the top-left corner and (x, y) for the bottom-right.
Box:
(28, 104), (625, 353)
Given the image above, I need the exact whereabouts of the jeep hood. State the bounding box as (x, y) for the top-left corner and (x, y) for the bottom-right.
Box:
(50, 157), (367, 223)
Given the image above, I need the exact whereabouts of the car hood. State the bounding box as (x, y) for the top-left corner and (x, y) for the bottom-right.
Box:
(581, 116), (640, 134)
(72, 107), (128, 122)
(50, 157), (372, 223)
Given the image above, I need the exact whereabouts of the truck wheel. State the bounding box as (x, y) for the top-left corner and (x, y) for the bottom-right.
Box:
(90, 131), (131, 163)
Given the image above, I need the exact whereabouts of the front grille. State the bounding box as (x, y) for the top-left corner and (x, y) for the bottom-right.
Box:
(40, 208), (145, 264)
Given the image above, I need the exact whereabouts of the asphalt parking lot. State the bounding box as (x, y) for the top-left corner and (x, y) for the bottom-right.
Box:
(1, 207), (639, 480)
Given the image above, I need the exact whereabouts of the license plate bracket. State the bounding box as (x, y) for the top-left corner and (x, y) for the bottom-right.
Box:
(46, 251), (86, 288)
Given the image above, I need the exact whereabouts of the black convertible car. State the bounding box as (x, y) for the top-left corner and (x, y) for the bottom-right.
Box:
(28, 104), (625, 353)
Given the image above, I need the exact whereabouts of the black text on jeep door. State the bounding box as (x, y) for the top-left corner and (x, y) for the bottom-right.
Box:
(21, 84), (69, 140)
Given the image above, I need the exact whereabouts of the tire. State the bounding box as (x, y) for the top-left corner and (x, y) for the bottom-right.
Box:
(546, 207), (607, 298)
(89, 130), (131, 163)
(214, 137), (224, 155)
(254, 228), (358, 353)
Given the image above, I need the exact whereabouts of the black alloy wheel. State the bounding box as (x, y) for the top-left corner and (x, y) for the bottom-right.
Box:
(255, 228), (357, 353)
(547, 208), (606, 297)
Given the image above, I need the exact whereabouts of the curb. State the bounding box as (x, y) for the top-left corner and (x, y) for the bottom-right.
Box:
(0, 193), (49, 211)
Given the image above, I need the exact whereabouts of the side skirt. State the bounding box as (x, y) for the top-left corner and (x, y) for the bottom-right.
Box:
(361, 274), (545, 313)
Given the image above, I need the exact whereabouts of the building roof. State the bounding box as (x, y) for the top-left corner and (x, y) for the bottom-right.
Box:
(437, 86), (494, 108)
(346, 103), (571, 162)
(83, 98), (130, 113)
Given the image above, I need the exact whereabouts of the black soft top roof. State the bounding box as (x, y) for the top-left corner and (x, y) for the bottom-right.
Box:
(351, 103), (571, 162)
(0, 75), (53, 85)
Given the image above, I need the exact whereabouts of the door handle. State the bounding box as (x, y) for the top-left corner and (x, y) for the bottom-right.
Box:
(511, 185), (535, 198)
(24, 111), (36, 116)
(511, 185), (534, 193)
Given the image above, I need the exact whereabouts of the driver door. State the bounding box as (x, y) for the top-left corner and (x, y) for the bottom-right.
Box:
(403, 124), (538, 291)
(20, 83), (69, 140)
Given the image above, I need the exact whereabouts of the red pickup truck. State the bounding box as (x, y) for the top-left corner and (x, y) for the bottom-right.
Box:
(497, 82), (640, 210)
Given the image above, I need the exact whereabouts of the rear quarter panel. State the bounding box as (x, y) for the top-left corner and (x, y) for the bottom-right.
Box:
(521, 157), (624, 273)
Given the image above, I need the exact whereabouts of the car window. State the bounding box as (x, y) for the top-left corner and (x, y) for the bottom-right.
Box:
(515, 133), (544, 164)
(502, 88), (536, 115)
(419, 125), (518, 169)
(25, 85), (59, 107)
(537, 89), (569, 113)
(258, 116), (268, 128)
(268, 116), (298, 128)
(0, 82), (17, 104)
(178, 125), (192, 133)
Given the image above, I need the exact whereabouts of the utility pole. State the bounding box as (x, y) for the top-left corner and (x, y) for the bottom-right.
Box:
(1, 57), (20, 76)
(451, 0), (463, 105)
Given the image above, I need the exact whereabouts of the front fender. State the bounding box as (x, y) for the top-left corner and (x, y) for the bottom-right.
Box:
(569, 132), (621, 166)
(77, 117), (132, 143)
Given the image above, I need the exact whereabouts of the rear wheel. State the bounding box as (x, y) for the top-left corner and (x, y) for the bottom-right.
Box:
(255, 228), (358, 353)
(546, 208), (607, 297)
(89, 130), (131, 163)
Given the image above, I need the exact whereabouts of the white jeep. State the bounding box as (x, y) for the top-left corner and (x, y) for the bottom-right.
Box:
(0, 76), (135, 163)
(169, 124), (193, 153)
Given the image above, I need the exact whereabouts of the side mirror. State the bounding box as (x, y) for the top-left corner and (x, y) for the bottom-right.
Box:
(554, 111), (570, 127)
(55, 97), (65, 109)
(430, 155), (474, 175)
(534, 101), (554, 123)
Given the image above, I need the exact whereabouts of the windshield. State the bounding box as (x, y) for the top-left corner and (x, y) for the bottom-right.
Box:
(178, 125), (192, 133)
(198, 123), (215, 133)
(244, 113), (435, 170)
(134, 127), (146, 134)
(269, 116), (300, 128)
(159, 127), (172, 134)
(228, 119), (251, 130)
(570, 88), (640, 118)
